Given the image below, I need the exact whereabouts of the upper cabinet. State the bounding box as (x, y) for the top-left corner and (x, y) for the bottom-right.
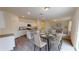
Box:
(0, 11), (5, 28)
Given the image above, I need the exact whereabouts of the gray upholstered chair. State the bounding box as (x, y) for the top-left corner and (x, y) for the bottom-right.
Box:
(26, 30), (35, 44)
(50, 32), (63, 51)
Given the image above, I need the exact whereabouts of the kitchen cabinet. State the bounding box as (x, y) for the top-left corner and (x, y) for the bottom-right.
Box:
(0, 11), (5, 28)
(0, 34), (15, 51)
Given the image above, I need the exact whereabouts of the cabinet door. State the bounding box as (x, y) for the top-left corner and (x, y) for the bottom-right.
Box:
(0, 12), (5, 28)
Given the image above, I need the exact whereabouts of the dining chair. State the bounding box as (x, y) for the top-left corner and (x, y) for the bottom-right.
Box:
(50, 32), (63, 51)
(50, 29), (56, 34)
(26, 30), (34, 43)
(33, 31), (47, 51)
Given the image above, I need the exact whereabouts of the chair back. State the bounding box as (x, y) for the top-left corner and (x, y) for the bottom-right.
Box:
(33, 31), (42, 46)
(26, 30), (33, 40)
(56, 32), (63, 42)
(51, 29), (56, 34)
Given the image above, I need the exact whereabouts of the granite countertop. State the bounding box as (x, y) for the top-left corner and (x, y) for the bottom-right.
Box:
(0, 34), (14, 38)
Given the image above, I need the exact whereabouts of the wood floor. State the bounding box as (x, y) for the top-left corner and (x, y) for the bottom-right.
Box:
(14, 35), (75, 51)
(15, 35), (27, 48)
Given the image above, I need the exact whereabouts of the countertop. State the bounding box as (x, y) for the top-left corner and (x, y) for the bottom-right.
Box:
(0, 34), (14, 38)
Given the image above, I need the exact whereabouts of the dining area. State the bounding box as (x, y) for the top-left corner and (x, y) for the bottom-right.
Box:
(26, 23), (64, 51)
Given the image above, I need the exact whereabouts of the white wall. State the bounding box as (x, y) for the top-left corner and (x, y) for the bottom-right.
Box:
(0, 11), (19, 38)
(71, 8), (79, 50)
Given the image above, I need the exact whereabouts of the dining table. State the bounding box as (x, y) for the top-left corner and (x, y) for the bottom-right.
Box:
(40, 32), (56, 51)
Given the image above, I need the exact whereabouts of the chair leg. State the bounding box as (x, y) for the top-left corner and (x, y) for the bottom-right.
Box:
(45, 45), (47, 51)
(61, 40), (63, 45)
(58, 45), (60, 51)
(49, 43), (51, 51)
(58, 40), (62, 51)
(58, 44), (61, 51)
(39, 48), (41, 51)
(34, 45), (36, 51)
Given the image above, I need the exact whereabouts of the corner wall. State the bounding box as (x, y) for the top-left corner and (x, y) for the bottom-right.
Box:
(71, 8), (79, 50)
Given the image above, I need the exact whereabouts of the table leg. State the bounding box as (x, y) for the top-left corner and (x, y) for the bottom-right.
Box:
(47, 39), (50, 51)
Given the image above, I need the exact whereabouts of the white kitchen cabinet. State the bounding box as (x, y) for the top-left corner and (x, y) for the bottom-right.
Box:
(0, 11), (5, 28)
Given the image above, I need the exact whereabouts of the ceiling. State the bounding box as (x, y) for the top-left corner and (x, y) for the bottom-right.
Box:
(0, 7), (77, 20)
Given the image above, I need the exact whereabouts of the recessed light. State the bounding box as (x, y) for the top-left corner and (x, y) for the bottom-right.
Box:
(42, 7), (50, 11)
(54, 20), (57, 22)
(22, 16), (25, 17)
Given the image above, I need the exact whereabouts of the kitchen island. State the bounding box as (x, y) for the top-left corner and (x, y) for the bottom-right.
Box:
(0, 34), (15, 51)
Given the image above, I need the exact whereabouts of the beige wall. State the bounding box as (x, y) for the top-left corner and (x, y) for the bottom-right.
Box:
(19, 18), (69, 31)
(68, 20), (72, 34)
(71, 8), (79, 50)
(0, 11), (19, 38)
(19, 18), (37, 27)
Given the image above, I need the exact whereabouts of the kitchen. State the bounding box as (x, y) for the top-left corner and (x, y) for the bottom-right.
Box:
(0, 7), (77, 51)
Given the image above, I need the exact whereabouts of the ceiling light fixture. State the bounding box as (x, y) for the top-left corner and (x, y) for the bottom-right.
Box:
(54, 20), (57, 22)
(22, 16), (25, 17)
(42, 7), (50, 11)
